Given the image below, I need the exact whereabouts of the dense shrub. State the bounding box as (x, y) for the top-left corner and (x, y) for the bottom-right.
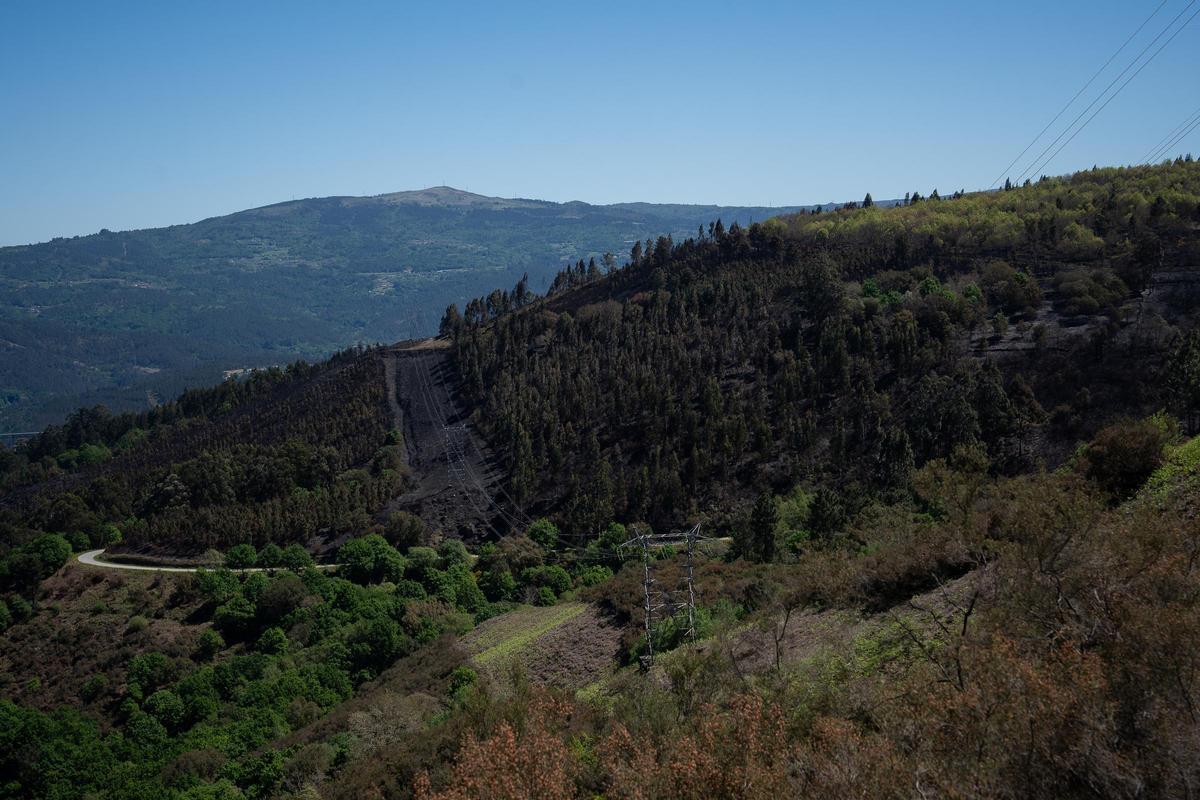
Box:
(1078, 414), (1176, 499)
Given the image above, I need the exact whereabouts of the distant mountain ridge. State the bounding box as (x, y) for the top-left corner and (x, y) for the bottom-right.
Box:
(0, 187), (815, 429)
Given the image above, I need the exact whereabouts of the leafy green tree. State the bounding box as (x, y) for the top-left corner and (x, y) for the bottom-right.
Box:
(437, 539), (470, 569)
(27, 533), (72, 578)
(225, 544), (258, 569)
(256, 627), (289, 655)
(280, 543), (314, 572)
(213, 595), (257, 638)
(257, 542), (283, 568)
(126, 652), (171, 701)
(195, 568), (240, 604)
(195, 629), (225, 661)
(8, 597), (31, 622)
(338, 534), (407, 585)
(144, 689), (186, 731)
(520, 564), (571, 596)
(406, 546), (439, 577)
(479, 569), (517, 601)
(257, 573), (308, 624)
(527, 518), (559, 550)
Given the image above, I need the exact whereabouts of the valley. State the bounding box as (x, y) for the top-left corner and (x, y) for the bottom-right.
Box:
(1, 161), (1199, 798)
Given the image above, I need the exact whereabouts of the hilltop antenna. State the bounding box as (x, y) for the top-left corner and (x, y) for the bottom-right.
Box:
(622, 523), (704, 667)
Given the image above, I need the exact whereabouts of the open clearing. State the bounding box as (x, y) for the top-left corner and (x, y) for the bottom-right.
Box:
(459, 602), (624, 688)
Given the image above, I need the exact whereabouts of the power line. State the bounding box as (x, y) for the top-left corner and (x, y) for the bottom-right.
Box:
(412, 353), (530, 533)
(1142, 105), (1200, 162)
(1157, 114), (1200, 160)
(990, 0), (1170, 189)
(621, 524), (707, 667)
(1022, 2), (1200, 181)
(416, 362), (513, 534)
(1152, 114), (1200, 163)
(425, 359), (535, 527)
(1014, 0), (1198, 185)
(1142, 104), (1200, 163)
(408, 354), (505, 539)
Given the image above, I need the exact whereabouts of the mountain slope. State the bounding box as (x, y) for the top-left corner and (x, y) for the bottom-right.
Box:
(0, 189), (811, 429)
(2, 162), (1200, 799)
(445, 161), (1200, 539)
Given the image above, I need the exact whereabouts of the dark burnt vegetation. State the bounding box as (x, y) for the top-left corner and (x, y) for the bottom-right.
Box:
(0, 346), (406, 561)
(445, 161), (1200, 541)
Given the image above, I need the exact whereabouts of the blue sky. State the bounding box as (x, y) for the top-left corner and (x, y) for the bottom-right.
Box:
(1, 0), (1198, 245)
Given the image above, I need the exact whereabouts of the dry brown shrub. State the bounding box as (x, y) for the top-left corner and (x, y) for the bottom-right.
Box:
(414, 694), (578, 800)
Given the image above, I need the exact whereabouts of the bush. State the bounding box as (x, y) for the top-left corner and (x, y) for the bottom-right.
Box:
(1054, 268), (1128, 316)
(8, 597), (31, 622)
(80, 674), (109, 701)
(384, 511), (426, 550)
(448, 666), (477, 701)
(195, 629), (225, 661)
(536, 586), (557, 607)
(980, 259), (1042, 315)
(1078, 415), (1177, 499)
(478, 569), (517, 601)
(520, 564), (572, 595)
(575, 564), (613, 588)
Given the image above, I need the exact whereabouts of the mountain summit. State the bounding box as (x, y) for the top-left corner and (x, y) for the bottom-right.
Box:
(0, 190), (808, 429)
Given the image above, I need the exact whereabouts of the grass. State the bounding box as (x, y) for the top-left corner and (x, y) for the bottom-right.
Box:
(1145, 434), (1200, 500)
(467, 602), (587, 666)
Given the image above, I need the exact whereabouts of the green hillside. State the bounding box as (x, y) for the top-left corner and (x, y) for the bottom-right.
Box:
(0, 188), (808, 430)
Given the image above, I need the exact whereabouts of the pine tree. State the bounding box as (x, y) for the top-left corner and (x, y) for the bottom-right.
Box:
(748, 491), (778, 563)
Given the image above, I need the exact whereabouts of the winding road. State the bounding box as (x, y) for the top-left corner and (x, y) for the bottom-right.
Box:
(76, 549), (338, 573)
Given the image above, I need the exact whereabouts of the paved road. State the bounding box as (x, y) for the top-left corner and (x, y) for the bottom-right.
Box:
(77, 549), (338, 573)
(77, 549), (210, 572)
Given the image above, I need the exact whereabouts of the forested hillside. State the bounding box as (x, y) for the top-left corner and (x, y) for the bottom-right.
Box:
(0, 188), (808, 430)
(445, 160), (1200, 539)
(1, 160), (1200, 799)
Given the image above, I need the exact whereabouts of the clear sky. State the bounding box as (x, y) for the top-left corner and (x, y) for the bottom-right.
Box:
(2, 0), (1198, 246)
